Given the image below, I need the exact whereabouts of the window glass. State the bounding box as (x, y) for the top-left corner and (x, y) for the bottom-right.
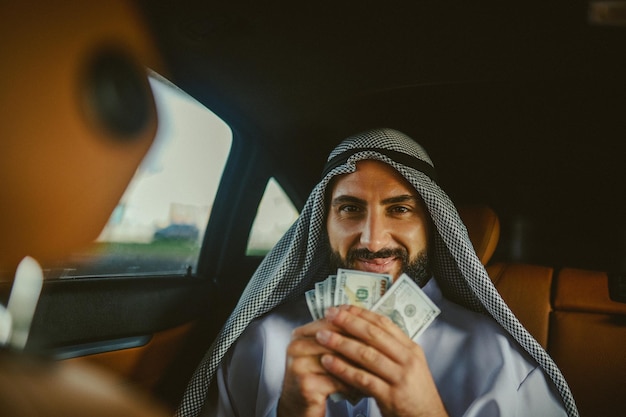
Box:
(45, 73), (232, 278)
(246, 178), (300, 256)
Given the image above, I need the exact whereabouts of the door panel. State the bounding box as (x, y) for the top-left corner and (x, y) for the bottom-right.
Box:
(65, 322), (194, 390)
(24, 276), (215, 407)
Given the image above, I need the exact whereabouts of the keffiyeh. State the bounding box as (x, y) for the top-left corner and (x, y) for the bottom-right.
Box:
(177, 128), (578, 417)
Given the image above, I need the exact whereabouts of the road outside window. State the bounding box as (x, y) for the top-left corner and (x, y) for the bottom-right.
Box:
(247, 178), (299, 256)
(44, 73), (232, 278)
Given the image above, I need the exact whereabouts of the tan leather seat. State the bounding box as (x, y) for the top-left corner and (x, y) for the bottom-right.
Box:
(549, 268), (626, 417)
(458, 205), (553, 347)
(457, 204), (500, 265)
(487, 262), (553, 348)
(458, 205), (626, 415)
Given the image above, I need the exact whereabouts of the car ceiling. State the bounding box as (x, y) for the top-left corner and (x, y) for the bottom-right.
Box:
(138, 0), (626, 271)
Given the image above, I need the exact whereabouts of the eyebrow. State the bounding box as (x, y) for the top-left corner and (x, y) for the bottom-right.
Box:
(330, 195), (366, 207)
(381, 194), (420, 205)
(330, 194), (420, 207)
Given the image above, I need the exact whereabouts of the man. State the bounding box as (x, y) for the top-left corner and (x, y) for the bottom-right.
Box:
(178, 128), (578, 417)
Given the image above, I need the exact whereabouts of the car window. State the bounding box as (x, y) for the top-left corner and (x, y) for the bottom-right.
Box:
(43, 73), (232, 279)
(246, 177), (299, 256)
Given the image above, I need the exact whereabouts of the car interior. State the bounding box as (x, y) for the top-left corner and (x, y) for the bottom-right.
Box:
(1, 1), (625, 416)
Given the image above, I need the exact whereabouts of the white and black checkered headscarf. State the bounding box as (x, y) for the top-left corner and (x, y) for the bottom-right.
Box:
(177, 128), (578, 417)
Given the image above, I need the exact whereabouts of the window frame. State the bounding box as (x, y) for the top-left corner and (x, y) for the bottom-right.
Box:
(196, 129), (310, 314)
(198, 131), (272, 279)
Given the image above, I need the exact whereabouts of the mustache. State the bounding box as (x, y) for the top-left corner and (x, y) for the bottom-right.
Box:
(329, 246), (431, 286)
(347, 247), (408, 262)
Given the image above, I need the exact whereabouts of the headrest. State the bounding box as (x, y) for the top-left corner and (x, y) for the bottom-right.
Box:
(0, 2), (169, 416)
(457, 204), (500, 265)
(0, 1), (163, 272)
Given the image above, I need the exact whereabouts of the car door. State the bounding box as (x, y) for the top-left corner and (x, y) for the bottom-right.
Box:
(0, 74), (299, 411)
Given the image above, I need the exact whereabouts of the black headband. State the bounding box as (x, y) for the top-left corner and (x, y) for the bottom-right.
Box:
(321, 147), (438, 183)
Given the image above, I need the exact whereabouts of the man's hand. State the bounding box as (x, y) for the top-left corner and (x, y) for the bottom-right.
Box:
(315, 305), (449, 417)
(278, 319), (353, 417)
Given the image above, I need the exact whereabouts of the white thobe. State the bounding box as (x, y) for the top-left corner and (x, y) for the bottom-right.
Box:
(205, 279), (567, 417)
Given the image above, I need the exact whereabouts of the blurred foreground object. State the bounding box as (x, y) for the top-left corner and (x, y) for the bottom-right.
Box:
(3, 257), (44, 350)
(0, 1), (162, 272)
(0, 1), (169, 415)
(0, 352), (168, 417)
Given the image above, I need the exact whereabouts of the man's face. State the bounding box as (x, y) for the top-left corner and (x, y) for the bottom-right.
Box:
(326, 160), (430, 282)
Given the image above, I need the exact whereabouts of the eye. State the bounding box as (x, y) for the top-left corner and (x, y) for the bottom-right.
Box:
(339, 204), (361, 213)
(389, 205), (411, 214)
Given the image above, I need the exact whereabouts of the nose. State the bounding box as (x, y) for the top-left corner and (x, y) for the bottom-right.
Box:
(359, 210), (390, 252)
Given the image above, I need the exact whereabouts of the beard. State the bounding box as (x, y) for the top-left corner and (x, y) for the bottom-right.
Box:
(328, 246), (431, 286)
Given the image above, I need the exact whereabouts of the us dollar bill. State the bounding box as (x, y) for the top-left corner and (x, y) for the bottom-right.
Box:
(371, 273), (440, 340)
(315, 280), (326, 317)
(323, 275), (336, 316)
(305, 289), (322, 320)
(334, 269), (391, 310)
(307, 270), (441, 405)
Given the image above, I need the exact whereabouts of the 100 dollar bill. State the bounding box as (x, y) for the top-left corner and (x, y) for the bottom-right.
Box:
(333, 269), (391, 310)
(371, 273), (440, 340)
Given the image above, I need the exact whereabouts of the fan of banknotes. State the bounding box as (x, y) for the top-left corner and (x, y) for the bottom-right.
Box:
(305, 268), (441, 340)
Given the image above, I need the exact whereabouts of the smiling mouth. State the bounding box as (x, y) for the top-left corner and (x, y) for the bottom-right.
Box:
(355, 257), (398, 273)
(341, 247), (407, 275)
(360, 257), (395, 266)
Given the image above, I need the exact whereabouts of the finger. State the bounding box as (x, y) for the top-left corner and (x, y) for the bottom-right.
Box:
(292, 317), (343, 339)
(333, 305), (412, 343)
(287, 336), (333, 364)
(319, 352), (389, 400)
(288, 323), (348, 377)
(315, 328), (400, 384)
(281, 361), (353, 414)
(325, 306), (414, 361)
(284, 341), (356, 398)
